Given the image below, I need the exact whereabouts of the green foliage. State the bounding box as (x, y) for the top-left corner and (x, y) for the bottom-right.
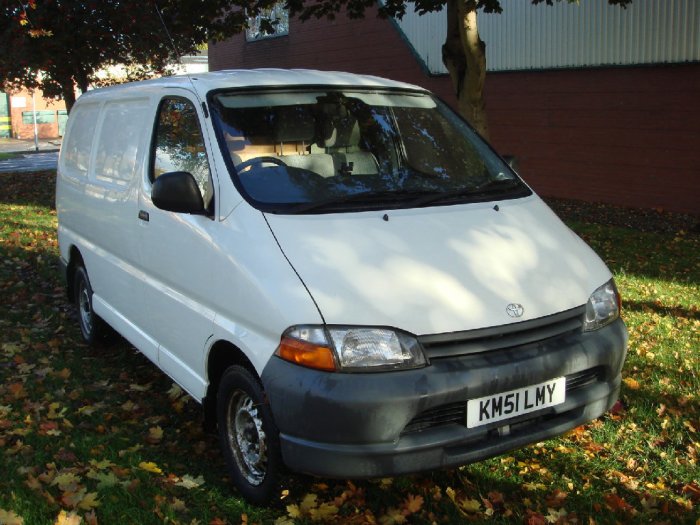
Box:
(0, 1), (273, 109)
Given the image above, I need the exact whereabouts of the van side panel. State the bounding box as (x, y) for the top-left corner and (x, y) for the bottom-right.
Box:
(57, 96), (158, 363)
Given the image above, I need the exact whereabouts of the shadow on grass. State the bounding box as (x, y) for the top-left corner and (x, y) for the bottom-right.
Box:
(623, 299), (700, 322)
(0, 170), (56, 208)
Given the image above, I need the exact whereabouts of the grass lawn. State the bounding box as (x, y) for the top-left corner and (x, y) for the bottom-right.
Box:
(1, 171), (698, 525)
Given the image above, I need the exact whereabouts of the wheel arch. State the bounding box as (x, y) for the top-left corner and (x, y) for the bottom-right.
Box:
(203, 340), (259, 431)
(65, 245), (85, 303)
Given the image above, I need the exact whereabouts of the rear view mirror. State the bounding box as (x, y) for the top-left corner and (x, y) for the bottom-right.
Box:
(151, 171), (205, 214)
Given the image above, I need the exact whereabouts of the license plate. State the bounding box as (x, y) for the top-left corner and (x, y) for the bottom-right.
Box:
(466, 377), (566, 429)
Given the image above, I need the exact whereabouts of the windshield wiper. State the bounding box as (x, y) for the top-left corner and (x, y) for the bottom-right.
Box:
(284, 189), (432, 214)
(408, 178), (523, 208)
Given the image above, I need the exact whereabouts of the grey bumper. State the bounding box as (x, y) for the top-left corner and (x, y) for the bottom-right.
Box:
(261, 318), (627, 478)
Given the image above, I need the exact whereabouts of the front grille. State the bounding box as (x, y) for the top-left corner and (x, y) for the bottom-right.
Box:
(402, 402), (466, 434)
(401, 366), (604, 435)
(566, 367), (604, 390)
(418, 306), (585, 360)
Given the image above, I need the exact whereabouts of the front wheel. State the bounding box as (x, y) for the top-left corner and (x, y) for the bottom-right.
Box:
(217, 365), (283, 504)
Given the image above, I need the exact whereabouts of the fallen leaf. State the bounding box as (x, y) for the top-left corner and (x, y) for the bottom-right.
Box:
(403, 494), (424, 514)
(378, 507), (406, 525)
(286, 504), (301, 519)
(84, 510), (98, 525)
(604, 493), (635, 514)
(175, 474), (204, 489)
(78, 492), (100, 510)
(170, 498), (187, 513)
(0, 509), (24, 525)
(87, 471), (119, 490)
(623, 377), (640, 390)
(299, 493), (318, 514)
(138, 461), (163, 475)
(309, 503), (338, 521)
(52, 473), (80, 492)
(145, 426), (164, 445)
(54, 510), (81, 525)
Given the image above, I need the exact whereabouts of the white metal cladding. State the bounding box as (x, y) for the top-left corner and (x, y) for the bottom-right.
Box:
(393, 0), (700, 74)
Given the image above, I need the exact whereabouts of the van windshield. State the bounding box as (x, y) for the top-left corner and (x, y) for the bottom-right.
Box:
(210, 89), (530, 213)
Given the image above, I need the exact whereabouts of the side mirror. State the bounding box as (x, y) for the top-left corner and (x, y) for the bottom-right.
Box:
(151, 171), (205, 214)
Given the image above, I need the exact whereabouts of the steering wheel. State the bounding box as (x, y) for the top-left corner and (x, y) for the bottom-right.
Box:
(236, 156), (287, 173)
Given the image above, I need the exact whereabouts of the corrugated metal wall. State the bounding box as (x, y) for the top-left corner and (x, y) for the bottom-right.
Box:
(394, 0), (700, 74)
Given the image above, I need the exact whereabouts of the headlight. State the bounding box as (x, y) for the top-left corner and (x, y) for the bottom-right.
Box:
(276, 325), (426, 372)
(583, 279), (621, 331)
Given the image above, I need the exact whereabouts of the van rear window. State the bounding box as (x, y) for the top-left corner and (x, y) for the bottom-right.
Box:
(61, 103), (100, 179)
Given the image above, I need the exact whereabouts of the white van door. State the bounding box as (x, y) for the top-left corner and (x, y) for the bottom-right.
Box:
(136, 93), (217, 399)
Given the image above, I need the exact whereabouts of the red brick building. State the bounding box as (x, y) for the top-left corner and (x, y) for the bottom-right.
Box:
(1, 87), (67, 139)
(209, 1), (699, 215)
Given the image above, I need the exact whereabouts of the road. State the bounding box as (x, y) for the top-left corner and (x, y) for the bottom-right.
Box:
(0, 152), (58, 173)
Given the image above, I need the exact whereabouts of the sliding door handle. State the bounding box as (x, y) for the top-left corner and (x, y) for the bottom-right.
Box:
(138, 210), (149, 222)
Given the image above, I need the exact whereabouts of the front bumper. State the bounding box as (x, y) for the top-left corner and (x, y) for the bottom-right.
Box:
(260, 317), (627, 478)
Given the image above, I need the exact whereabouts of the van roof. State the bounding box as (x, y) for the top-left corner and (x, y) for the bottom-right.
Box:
(76, 69), (428, 101)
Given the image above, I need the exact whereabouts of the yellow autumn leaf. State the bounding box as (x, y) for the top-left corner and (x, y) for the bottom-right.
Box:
(308, 503), (338, 521)
(0, 508), (24, 525)
(53, 510), (81, 525)
(138, 461), (163, 474)
(286, 504), (301, 518)
(167, 383), (184, 399)
(77, 492), (100, 511)
(299, 493), (318, 513)
(52, 472), (80, 491)
(170, 497), (187, 513)
(274, 518), (295, 525)
(445, 486), (481, 516)
(146, 426), (164, 444)
(88, 459), (115, 470)
(523, 482), (548, 491)
(459, 498), (481, 514)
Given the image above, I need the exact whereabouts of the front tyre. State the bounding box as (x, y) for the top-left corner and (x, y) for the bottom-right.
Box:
(217, 365), (282, 504)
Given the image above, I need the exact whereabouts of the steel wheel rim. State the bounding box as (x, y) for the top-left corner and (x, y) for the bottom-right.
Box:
(226, 389), (267, 486)
(78, 282), (93, 335)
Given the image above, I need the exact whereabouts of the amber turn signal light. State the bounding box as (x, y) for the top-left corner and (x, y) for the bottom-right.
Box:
(276, 336), (337, 372)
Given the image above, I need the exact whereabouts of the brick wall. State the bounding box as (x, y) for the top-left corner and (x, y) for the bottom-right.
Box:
(8, 88), (66, 140)
(487, 66), (700, 216)
(209, 11), (700, 215)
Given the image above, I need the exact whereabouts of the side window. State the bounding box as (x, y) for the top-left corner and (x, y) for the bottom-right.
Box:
(152, 97), (213, 210)
(94, 99), (149, 186)
(61, 103), (100, 178)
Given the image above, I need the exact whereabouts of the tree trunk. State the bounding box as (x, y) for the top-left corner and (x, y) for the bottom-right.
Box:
(442, 0), (489, 139)
(61, 80), (77, 113)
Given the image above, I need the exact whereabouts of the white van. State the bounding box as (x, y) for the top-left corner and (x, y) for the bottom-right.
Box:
(56, 69), (627, 503)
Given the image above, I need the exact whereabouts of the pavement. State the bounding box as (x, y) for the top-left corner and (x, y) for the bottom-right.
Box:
(0, 138), (60, 172)
(0, 137), (61, 154)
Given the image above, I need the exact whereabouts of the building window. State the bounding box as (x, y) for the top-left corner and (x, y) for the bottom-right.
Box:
(22, 110), (56, 124)
(246, 2), (289, 42)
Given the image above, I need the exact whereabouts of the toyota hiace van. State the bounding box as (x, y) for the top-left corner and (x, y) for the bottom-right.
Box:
(56, 69), (628, 503)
